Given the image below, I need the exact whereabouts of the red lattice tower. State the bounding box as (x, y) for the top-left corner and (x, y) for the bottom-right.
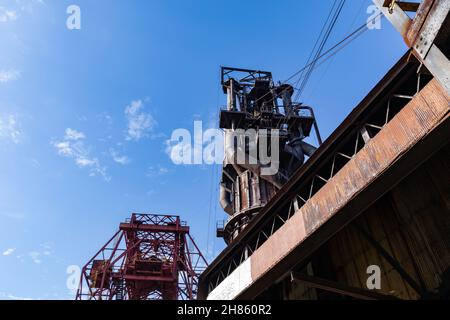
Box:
(76, 214), (207, 300)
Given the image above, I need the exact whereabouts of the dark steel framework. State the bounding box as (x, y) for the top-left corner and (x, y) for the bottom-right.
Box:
(218, 67), (322, 244)
(199, 0), (450, 299)
(375, 0), (450, 95)
(76, 214), (207, 300)
(200, 52), (435, 297)
(200, 0), (450, 296)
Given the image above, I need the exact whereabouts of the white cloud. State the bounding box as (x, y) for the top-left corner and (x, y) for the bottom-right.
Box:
(7, 294), (32, 300)
(125, 100), (157, 141)
(29, 251), (42, 264)
(0, 0), (46, 28)
(0, 0), (46, 23)
(97, 112), (113, 126)
(64, 128), (85, 141)
(0, 114), (23, 144)
(75, 157), (97, 167)
(147, 165), (170, 177)
(28, 244), (52, 263)
(40, 242), (52, 250)
(53, 129), (110, 182)
(0, 7), (18, 23)
(2, 248), (15, 256)
(54, 141), (72, 156)
(0, 292), (33, 300)
(159, 167), (168, 174)
(110, 148), (130, 165)
(0, 70), (20, 83)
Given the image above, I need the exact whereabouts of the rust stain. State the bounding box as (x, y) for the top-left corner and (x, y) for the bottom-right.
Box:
(249, 79), (449, 282)
(406, 0), (436, 46)
(250, 203), (306, 281)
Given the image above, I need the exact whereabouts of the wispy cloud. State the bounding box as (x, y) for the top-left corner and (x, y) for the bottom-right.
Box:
(0, 114), (23, 144)
(7, 294), (33, 300)
(0, 7), (18, 23)
(0, 0), (46, 23)
(147, 165), (170, 177)
(110, 148), (130, 165)
(0, 292), (33, 300)
(0, 69), (20, 83)
(53, 128), (110, 181)
(26, 243), (52, 264)
(97, 112), (113, 126)
(28, 251), (42, 264)
(125, 100), (157, 141)
(64, 128), (85, 141)
(2, 248), (15, 256)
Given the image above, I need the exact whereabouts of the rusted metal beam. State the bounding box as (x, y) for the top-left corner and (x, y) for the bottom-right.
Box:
(119, 223), (189, 233)
(375, 0), (412, 36)
(383, 1), (421, 12)
(122, 275), (176, 282)
(373, 0), (450, 95)
(290, 272), (399, 300)
(237, 116), (449, 300)
(407, 0), (436, 45)
(411, 0), (449, 60)
(235, 79), (449, 299)
(422, 44), (450, 93)
(198, 54), (419, 298)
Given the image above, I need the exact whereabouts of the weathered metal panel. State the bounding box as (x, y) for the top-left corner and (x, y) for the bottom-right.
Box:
(374, 0), (450, 95)
(373, 0), (412, 39)
(246, 79), (449, 287)
(326, 141), (450, 299)
(406, 0), (436, 46)
(250, 207), (307, 281)
(198, 54), (416, 296)
(411, 0), (450, 59)
(207, 258), (253, 300)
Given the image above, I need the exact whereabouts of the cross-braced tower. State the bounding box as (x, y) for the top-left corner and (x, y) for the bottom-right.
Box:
(76, 213), (207, 300)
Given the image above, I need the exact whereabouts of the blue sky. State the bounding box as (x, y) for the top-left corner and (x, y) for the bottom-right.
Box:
(0, 0), (407, 300)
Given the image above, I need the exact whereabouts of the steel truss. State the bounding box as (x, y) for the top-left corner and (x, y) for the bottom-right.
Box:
(206, 56), (432, 295)
(76, 214), (207, 300)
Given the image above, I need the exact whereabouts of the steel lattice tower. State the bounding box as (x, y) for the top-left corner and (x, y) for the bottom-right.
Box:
(76, 214), (207, 300)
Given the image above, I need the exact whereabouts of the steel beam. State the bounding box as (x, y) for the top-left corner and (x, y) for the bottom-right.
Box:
(290, 272), (399, 300)
(373, 0), (450, 95)
(119, 223), (189, 233)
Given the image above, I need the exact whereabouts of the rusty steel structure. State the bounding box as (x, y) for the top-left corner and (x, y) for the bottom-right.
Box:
(375, 0), (450, 95)
(218, 67), (322, 244)
(199, 0), (450, 300)
(76, 214), (207, 300)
